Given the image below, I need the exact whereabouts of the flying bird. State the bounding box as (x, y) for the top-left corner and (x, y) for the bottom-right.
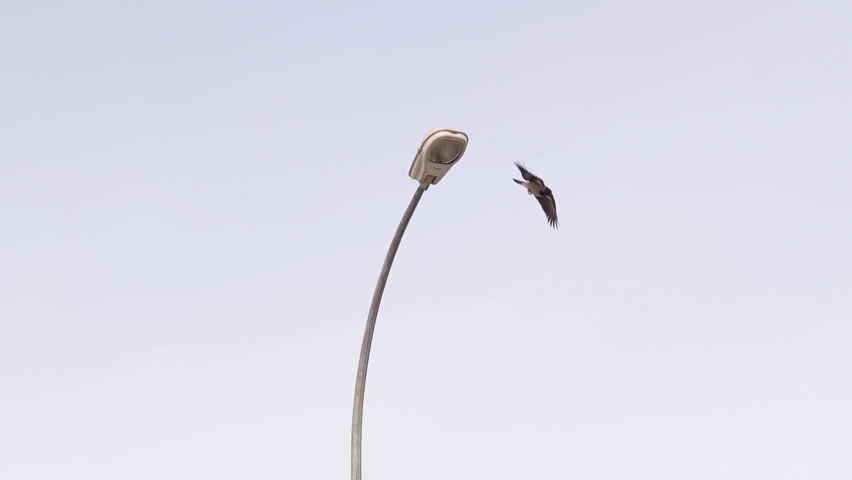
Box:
(513, 162), (558, 229)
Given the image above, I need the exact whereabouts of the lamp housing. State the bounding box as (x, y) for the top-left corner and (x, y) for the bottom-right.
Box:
(408, 128), (468, 187)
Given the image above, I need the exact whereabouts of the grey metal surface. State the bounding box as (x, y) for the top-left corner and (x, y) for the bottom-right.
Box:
(351, 185), (426, 480)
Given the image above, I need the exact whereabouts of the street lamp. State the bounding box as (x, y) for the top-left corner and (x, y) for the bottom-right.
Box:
(351, 128), (469, 480)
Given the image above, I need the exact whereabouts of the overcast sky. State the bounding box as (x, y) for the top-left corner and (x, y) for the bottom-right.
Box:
(2, 1), (851, 479)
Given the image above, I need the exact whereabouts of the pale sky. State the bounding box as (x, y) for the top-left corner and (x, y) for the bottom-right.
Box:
(2, 1), (851, 479)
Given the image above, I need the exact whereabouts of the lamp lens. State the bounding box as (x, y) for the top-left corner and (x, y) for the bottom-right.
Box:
(428, 138), (464, 164)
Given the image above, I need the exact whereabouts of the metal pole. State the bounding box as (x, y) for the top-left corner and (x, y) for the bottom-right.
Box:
(351, 185), (426, 480)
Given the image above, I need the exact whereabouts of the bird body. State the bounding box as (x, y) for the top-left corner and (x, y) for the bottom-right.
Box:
(513, 162), (558, 229)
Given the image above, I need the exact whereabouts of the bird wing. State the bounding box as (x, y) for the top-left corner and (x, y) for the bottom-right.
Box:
(535, 194), (559, 229)
(514, 162), (545, 187)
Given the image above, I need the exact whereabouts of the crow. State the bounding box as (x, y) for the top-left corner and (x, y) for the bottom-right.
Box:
(513, 162), (558, 229)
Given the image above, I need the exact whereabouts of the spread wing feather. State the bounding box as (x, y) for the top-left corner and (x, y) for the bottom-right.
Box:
(514, 162), (545, 187)
(536, 194), (559, 229)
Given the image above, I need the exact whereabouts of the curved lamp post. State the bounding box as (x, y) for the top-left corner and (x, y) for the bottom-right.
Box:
(351, 128), (469, 480)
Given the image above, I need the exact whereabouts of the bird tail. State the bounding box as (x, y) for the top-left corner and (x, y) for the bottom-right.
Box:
(513, 178), (524, 185)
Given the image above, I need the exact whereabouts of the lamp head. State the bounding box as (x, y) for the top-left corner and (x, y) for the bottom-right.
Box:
(408, 128), (468, 188)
